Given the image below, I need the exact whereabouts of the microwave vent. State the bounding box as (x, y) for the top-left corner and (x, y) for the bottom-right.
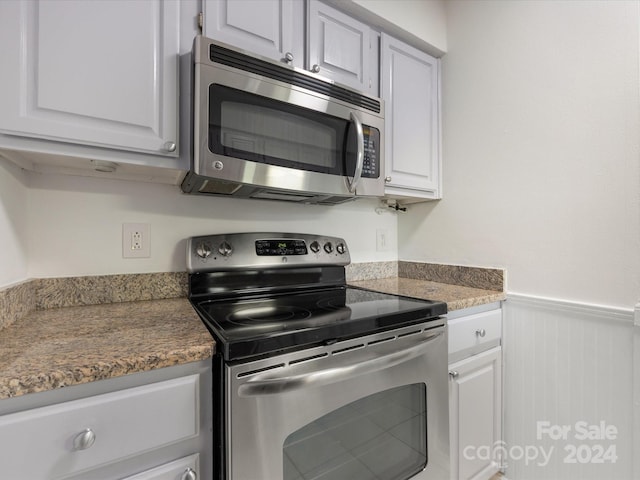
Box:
(209, 44), (381, 114)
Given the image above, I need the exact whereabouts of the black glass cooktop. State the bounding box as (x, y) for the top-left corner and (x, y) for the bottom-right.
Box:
(193, 286), (446, 361)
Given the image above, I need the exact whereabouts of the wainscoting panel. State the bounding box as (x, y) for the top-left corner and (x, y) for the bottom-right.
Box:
(503, 294), (634, 479)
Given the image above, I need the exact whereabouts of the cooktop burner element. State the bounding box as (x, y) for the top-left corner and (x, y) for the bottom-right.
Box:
(187, 233), (447, 361)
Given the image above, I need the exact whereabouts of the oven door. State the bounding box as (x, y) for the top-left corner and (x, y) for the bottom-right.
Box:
(226, 322), (449, 480)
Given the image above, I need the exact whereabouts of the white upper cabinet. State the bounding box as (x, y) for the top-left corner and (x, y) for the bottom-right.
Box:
(307, 0), (375, 94)
(202, 0), (304, 67)
(381, 33), (442, 201)
(0, 0), (180, 158)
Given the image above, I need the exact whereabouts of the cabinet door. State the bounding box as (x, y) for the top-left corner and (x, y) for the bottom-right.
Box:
(449, 347), (502, 480)
(381, 33), (441, 199)
(123, 454), (199, 480)
(203, 0), (303, 67)
(0, 0), (179, 157)
(307, 0), (373, 93)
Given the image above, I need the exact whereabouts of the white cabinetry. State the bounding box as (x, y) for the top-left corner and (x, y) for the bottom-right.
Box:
(202, 0), (304, 68)
(307, 0), (377, 94)
(202, 0), (377, 94)
(0, 362), (211, 480)
(123, 454), (198, 480)
(0, 0), (185, 183)
(448, 307), (503, 480)
(381, 32), (441, 202)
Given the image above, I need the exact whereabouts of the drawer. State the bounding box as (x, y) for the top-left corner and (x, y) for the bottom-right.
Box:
(448, 308), (501, 361)
(0, 375), (199, 479)
(123, 453), (199, 480)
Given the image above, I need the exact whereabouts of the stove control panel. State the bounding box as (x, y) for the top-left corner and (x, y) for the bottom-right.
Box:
(187, 232), (350, 272)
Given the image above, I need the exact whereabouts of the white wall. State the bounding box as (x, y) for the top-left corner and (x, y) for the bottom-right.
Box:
(23, 172), (397, 279)
(399, 0), (640, 310)
(0, 159), (29, 286)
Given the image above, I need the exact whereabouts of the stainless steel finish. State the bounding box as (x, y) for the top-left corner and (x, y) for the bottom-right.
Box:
(336, 242), (346, 254)
(186, 36), (385, 204)
(227, 320), (449, 480)
(385, 176), (392, 183)
(238, 330), (443, 396)
(284, 52), (294, 64)
(187, 232), (350, 272)
(163, 141), (177, 152)
(181, 468), (197, 480)
(476, 328), (486, 337)
(311, 64), (320, 73)
(346, 111), (364, 193)
(449, 370), (459, 379)
(73, 428), (96, 451)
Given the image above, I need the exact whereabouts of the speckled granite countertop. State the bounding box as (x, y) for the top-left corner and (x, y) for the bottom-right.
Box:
(349, 277), (505, 311)
(347, 261), (506, 311)
(0, 298), (214, 399)
(0, 262), (504, 400)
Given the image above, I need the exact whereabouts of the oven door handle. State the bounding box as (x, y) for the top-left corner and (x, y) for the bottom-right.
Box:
(237, 330), (443, 397)
(346, 111), (364, 193)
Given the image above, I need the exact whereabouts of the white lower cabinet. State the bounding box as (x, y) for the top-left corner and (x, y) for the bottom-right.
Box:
(448, 307), (503, 480)
(123, 454), (198, 480)
(0, 362), (211, 480)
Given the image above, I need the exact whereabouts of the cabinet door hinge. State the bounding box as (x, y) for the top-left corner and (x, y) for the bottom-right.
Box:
(198, 12), (204, 32)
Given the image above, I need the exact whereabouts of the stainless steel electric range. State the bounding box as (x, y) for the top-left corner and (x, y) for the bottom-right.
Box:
(186, 232), (450, 480)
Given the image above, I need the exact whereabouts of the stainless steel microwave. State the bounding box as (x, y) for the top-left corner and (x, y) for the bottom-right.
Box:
(181, 36), (385, 205)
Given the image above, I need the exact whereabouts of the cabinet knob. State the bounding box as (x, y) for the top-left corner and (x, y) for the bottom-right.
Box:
(449, 371), (459, 379)
(475, 328), (486, 338)
(181, 467), (197, 480)
(73, 428), (96, 450)
(164, 141), (177, 153)
(385, 176), (392, 183)
(284, 52), (294, 64)
(311, 64), (321, 73)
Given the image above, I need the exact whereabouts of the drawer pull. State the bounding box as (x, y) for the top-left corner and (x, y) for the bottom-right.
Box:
(449, 371), (459, 379)
(475, 328), (486, 338)
(181, 467), (197, 480)
(73, 428), (96, 451)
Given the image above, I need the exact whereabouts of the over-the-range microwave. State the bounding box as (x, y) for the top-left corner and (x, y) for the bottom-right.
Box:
(181, 36), (385, 205)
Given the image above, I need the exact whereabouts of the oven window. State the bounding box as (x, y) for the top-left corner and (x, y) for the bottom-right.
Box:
(209, 84), (355, 176)
(283, 384), (427, 480)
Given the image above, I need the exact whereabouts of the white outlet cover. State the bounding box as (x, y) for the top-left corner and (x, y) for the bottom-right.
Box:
(122, 223), (150, 258)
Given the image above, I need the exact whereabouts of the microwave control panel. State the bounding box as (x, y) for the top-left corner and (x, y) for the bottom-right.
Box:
(361, 126), (380, 178)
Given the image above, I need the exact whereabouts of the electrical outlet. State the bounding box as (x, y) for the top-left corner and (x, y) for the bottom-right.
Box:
(123, 223), (150, 258)
(376, 228), (391, 252)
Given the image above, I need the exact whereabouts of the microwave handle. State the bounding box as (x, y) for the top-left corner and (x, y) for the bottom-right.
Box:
(347, 111), (364, 193)
(237, 330), (443, 397)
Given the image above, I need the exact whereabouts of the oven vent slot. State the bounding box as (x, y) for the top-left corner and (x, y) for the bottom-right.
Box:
(397, 329), (423, 338)
(237, 363), (285, 378)
(332, 344), (365, 355)
(289, 353), (329, 366)
(210, 43), (382, 114)
(367, 335), (397, 346)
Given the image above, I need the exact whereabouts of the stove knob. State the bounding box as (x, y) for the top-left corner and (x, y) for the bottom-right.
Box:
(310, 241), (320, 253)
(323, 242), (333, 254)
(336, 243), (346, 254)
(195, 242), (212, 259)
(218, 241), (233, 257)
